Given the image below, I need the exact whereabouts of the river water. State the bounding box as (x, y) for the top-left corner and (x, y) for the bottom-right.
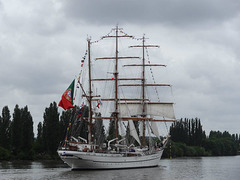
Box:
(0, 156), (239, 180)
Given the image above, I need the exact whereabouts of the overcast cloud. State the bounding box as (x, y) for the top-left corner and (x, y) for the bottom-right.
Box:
(1, 0), (240, 135)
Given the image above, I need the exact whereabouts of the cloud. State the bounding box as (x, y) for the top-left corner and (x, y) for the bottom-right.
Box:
(1, 0), (240, 135)
(61, 0), (240, 28)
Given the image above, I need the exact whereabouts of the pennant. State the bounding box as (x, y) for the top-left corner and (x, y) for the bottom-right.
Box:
(77, 106), (83, 117)
(96, 99), (102, 108)
(58, 80), (75, 110)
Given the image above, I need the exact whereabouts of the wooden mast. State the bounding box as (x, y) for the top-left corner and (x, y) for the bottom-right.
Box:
(129, 35), (160, 146)
(142, 35), (146, 147)
(114, 25), (119, 139)
(97, 26), (139, 141)
(87, 38), (93, 144)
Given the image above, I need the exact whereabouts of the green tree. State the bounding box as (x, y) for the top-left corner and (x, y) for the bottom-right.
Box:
(0, 106), (11, 149)
(37, 122), (43, 140)
(11, 104), (22, 156)
(43, 102), (60, 156)
(58, 105), (89, 145)
(10, 105), (34, 159)
(59, 109), (72, 142)
(21, 106), (34, 152)
(203, 130), (238, 156)
(33, 122), (44, 155)
(93, 113), (105, 145)
(107, 119), (116, 141)
(170, 118), (205, 146)
(76, 105), (89, 141)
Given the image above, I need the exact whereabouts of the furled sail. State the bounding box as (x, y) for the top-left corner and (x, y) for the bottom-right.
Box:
(119, 102), (175, 119)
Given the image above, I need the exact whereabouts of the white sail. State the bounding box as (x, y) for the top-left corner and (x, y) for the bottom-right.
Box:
(146, 121), (153, 146)
(119, 121), (126, 137)
(139, 121), (143, 137)
(119, 103), (141, 117)
(128, 120), (141, 145)
(150, 121), (160, 140)
(119, 103), (175, 119)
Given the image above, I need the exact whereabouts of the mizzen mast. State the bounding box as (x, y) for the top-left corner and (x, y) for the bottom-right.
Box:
(129, 35), (159, 146)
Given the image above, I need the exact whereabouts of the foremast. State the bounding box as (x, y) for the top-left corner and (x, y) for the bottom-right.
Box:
(87, 38), (93, 145)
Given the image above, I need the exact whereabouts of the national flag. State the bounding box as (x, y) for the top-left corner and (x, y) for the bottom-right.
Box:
(58, 79), (75, 110)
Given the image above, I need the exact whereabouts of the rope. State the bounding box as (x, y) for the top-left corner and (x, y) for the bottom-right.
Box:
(145, 48), (170, 133)
(145, 48), (160, 102)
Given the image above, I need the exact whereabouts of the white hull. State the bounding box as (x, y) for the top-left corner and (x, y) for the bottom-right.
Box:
(58, 149), (163, 170)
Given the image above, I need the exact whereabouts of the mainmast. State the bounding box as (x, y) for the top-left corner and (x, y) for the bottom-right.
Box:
(114, 26), (119, 139)
(95, 26), (139, 140)
(142, 35), (146, 147)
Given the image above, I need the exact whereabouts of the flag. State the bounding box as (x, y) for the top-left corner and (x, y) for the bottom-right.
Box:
(77, 106), (83, 117)
(58, 79), (75, 110)
(96, 99), (102, 108)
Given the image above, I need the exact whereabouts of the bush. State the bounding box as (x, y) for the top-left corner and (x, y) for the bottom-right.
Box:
(0, 146), (11, 160)
(17, 150), (34, 160)
(162, 141), (209, 158)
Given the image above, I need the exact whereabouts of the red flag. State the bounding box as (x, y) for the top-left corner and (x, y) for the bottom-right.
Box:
(58, 80), (75, 110)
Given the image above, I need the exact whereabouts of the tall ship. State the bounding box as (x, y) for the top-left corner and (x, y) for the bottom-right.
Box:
(57, 26), (176, 170)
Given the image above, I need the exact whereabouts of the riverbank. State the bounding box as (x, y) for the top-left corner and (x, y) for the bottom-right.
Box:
(162, 140), (239, 158)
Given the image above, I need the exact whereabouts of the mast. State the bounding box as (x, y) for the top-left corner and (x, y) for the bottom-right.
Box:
(87, 37), (93, 144)
(114, 25), (119, 139)
(142, 35), (146, 147)
(95, 26), (139, 140)
(129, 35), (160, 146)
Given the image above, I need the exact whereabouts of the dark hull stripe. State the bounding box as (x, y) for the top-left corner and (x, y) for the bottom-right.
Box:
(71, 165), (159, 170)
(91, 156), (160, 163)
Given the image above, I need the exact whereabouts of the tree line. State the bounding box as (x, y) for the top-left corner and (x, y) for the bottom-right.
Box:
(0, 105), (34, 160)
(0, 102), (106, 160)
(0, 104), (239, 160)
(163, 118), (240, 157)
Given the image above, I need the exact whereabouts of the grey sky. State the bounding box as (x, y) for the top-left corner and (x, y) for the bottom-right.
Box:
(1, 0), (240, 135)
